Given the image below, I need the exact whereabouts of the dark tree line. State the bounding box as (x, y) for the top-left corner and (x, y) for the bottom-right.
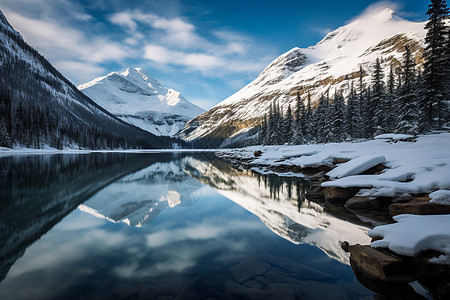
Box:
(0, 14), (180, 149)
(258, 0), (449, 145)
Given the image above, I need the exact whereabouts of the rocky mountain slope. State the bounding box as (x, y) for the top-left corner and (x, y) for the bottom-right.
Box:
(179, 8), (426, 144)
(0, 9), (173, 149)
(79, 68), (204, 136)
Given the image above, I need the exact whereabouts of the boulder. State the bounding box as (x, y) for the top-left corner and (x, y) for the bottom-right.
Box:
(389, 202), (450, 216)
(323, 187), (360, 203)
(344, 196), (382, 210)
(349, 245), (415, 283)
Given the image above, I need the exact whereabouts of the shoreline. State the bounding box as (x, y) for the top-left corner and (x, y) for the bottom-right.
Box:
(216, 133), (450, 299)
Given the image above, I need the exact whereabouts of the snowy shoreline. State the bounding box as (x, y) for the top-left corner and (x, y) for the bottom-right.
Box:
(217, 133), (450, 197)
(217, 133), (450, 256)
(218, 132), (450, 297)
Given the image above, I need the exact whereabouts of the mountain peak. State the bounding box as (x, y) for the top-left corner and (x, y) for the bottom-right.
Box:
(79, 67), (205, 136)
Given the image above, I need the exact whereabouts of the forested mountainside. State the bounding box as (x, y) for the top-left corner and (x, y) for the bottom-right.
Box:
(0, 10), (178, 149)
(180, 8), (449, 148)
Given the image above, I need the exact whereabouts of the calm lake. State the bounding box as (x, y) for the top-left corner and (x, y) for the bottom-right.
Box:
(0, 152), (376, 299)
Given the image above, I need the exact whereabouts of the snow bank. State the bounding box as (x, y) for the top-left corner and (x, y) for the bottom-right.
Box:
(429, 190), (450, 205)
(326, 155), (385, 179)
(219, 133), (450, 197)
(374, 133), (414, 141)
(369, 214), (450, 256)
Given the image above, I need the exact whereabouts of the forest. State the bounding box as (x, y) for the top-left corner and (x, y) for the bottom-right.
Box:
(257, 2), (450, 146)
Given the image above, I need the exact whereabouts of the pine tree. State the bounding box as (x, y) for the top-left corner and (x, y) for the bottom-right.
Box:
(331, 92), (346, 142)
(345, 81), (361, 139)
(385, 62), (397, 131)
(371, 58), (386, 135)
(0, 117), (12, 148)
(282, 104), (293, 144)
(423, 0), (449, 129)
(306, 92), (314, 141)
(397, 46), (420, 134)
(292, 91), (305, 144)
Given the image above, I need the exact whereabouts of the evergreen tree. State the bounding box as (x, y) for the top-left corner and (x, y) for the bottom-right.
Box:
(345, 81), (361, 139)
(282, 104), (293, 144)
(304, 91), (313, 142)
(397, 46), (420, 134)
(423, 0), (449, 129)
(331, 92), (346, 142)
(292, 91), (305, 144)
(0, 117), (12, 148)
(371, 58), (386, 135)
(385, 62), (397, 131)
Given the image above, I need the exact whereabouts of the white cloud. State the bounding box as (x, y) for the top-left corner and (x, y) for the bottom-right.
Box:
(5, 11), (132, 83)
(112, 10), (272, 76)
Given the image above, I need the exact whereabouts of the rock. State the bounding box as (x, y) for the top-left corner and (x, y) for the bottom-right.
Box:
(332, 157), (350, 165)
(306, 183), (324, 200)
(341, 241), (350, 252)
(349, 245), (415, 283)
(297, 281), (351, 300)
(344, 196), (381, 210)
(371, 236), (383, 243)
(270, 164), (292, 172)
(318, 164), (334, 172)
(254, 150), (263, 157)
(224, 281), (274, 299)
(323, 187), (360, 203)
(389, 202), (450, 216)
(411, 252), (450, 280)
(359, 163), (386, 175)
(229, 259), (267, 283)
(350, 260), (427, 299)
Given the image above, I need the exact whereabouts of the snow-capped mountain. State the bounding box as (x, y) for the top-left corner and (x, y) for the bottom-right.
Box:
(79, 68), (205, 136)
(0, 9), (172, 149)
(180, 8), (426, 143)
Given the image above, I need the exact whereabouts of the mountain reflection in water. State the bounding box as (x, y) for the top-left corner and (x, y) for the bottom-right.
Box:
(0, 152), (374, 299)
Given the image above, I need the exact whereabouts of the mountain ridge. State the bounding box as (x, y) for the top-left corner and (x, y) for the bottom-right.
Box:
(0, 9), (175, 149)
(79, 67), (205, 137)
(179, 8), (426, 144)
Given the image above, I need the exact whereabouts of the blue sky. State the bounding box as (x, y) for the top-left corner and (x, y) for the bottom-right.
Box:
(0, 0), (428, 109)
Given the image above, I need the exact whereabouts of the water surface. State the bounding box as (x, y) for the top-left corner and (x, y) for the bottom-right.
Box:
(0, 152), (375, 299)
